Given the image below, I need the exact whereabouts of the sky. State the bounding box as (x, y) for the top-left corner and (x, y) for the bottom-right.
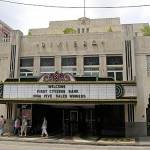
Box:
(0, 0), (150, 35)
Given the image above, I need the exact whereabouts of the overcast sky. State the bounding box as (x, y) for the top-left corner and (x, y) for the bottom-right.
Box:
(0, 0), (150, 35)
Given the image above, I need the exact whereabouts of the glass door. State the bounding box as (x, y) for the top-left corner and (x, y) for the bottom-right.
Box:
(70, 111), (78, 136)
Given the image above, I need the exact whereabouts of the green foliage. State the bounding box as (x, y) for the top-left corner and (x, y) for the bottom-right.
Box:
(63, 28), (76, 34)
(141, 25), (150, 36)
(28, 31), (32, 36)
(108, 26), (113, 32)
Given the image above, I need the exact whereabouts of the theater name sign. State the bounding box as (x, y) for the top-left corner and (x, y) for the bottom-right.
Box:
(0, 82), (137, 103)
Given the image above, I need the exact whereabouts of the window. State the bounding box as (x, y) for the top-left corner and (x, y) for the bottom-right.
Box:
(86, 28), (89, 33)
(20, 58), (34, 76)
(20, 58), (34, 67)
(107, 56), (123, 81)
(84, 56), (99, 76)
(3, 32), (9, 42)
(20, 68), (33, 76)
(82, 28), (85, 33)
(61, 57), (76, 75)
(40, 58), (54, 66)
(84, 68), (99, 76)
(77, 28), (80, 33)
(62, 57), (76, 66)
(107, 67), (123, 81)
(40, 57), (55, 75)
(84, 57), (99, 66)
(107, 56), (123, 65)
(40, 68), (55, 75)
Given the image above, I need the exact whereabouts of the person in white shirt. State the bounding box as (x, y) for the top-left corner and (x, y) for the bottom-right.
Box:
(41, 117), (48, 137)
(20, 116), (27, 137)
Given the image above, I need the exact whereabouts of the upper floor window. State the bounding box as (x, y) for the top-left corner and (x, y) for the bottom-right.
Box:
(86, 28), (89, 33)
(107, 56), (123, 65)
(84, 56), (99, 76)
(84, 56), (99, 66)
(82, 28), (85, 33)
(61, 57), (76, 66)
(77, 28), (80, 33)
(77, 28), (89, 34)
(40, 58), (54, 66)
(106, 55), (123, 81)
(20, 68), (33, 76)
(20, 58), (34, 67)
(3, 32), (10, 42)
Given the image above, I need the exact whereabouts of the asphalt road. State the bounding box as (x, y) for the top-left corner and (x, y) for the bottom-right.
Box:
(0, 141), (150, 150)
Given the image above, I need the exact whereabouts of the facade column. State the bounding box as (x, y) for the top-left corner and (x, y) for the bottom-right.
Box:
(55, 56), (61, 72)
(33, 56), (40, 76)
(100, 55), (107, 77)
(77, 55), (83, 75)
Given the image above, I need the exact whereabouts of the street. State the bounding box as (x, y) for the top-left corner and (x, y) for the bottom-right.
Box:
(0, 141), (150, 150)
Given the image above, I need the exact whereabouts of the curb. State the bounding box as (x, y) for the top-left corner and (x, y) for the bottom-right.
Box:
(0, 136), (150, 146)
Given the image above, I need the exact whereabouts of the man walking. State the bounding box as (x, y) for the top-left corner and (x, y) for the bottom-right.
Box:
(41, 117), (48, 137)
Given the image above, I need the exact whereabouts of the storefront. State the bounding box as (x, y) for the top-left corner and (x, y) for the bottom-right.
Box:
(0, 73), (137, 137)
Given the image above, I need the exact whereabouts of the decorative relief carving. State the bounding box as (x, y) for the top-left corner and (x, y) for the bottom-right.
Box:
(74, 41), (77, 47)
(83, 41), (87, 46)
(78, 17), (90, 25)
(42, 42), (45, 47)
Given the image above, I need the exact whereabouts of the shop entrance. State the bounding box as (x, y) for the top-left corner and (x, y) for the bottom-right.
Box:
(63, 109), (79, 136)
(31, 104), (125, 137)
(95, 105), (125, 137)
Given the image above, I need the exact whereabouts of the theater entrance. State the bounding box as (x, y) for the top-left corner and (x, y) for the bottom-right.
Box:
(63, 110), (79, 136)
(31, 104), (125, 137)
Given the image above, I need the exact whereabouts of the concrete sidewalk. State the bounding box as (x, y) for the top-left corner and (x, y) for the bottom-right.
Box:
(0, 134), (150, 146)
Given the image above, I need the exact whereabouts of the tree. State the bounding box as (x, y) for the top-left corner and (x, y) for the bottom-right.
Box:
(28, 31), (32, 36)
(108, 26), (113, 32)
(141, 25), (150, 36)
(63, 28), (76, 34)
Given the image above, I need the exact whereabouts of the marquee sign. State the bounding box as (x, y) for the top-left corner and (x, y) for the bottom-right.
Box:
(39, 72), (76, 82)
(2, 83), (137, 100)
(0, 84), (3, 98)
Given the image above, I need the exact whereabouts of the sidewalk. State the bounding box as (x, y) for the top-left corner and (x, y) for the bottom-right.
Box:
(0, 134), (150, 146)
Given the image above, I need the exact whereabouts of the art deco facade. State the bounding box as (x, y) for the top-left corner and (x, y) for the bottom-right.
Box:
(0, 17), (150, 137)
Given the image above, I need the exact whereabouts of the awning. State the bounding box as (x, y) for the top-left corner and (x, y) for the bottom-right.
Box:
(0, 98), (137, 104)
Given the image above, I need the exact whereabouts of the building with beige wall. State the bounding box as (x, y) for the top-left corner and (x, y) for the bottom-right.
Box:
(0, 17), (150, 137)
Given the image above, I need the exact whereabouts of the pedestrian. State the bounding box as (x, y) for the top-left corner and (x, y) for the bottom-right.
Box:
(20, 116), (27, 137)
(0, 115), (6, 136)
(41, 117), (48, 137)
(14, 117), (20, 135)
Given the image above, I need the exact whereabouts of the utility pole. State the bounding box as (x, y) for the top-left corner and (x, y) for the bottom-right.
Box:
(84, 0), (86, 17)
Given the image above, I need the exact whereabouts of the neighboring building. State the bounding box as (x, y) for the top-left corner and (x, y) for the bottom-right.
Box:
(0, 20), (12, 42)
(0, 17), (149, 137)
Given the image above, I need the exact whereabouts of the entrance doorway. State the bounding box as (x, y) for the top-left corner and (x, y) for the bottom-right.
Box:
(63, 109), (79, 136)
(70, 111), (78, 136)
(31, 104), (125, 137)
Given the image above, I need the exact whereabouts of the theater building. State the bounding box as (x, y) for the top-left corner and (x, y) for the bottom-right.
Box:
(0, 17), (149, 137)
